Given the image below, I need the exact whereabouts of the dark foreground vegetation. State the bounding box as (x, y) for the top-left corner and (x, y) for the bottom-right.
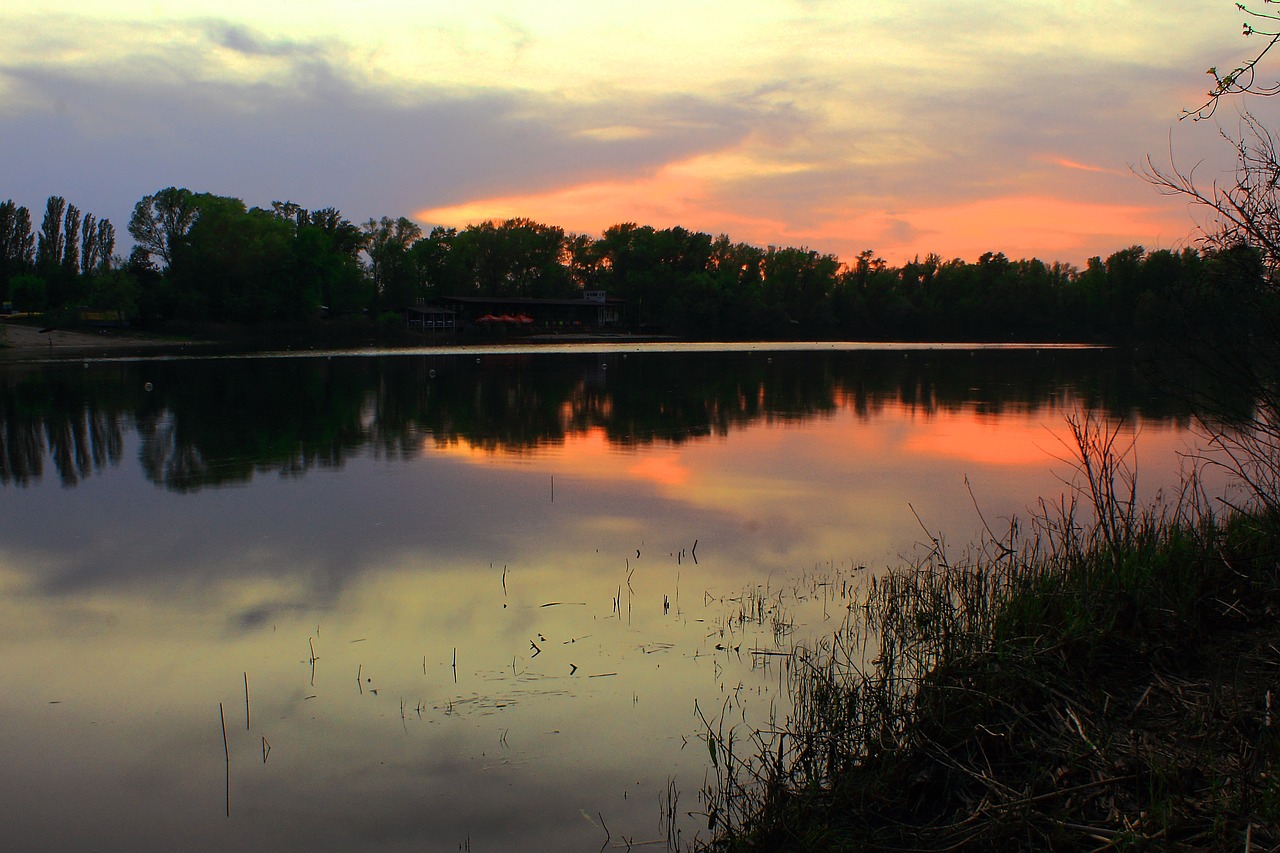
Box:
(696, 419), (1280, 851)
(2, 188), (1274, 344)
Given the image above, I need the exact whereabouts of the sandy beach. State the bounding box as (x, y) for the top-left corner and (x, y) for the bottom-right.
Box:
(0, 321), (185, 358)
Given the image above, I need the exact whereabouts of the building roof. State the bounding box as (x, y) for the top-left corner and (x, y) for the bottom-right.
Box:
(441, 295), (624, 307)
(403, 305), (457, 315)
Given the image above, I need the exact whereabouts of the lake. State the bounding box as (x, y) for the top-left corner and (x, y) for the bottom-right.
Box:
(0, 342), (1228, 851)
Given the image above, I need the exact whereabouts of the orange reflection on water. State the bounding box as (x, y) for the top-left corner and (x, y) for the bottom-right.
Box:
(428, 404), (1196, 494)
(418, 401), (1204, 578)
(901, 410), (1064, 467)
(626, 453), (689, 488)
(430, 425), (693, 487)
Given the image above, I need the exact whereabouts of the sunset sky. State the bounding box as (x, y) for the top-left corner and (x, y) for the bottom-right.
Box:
(0, 2), (1265, 266)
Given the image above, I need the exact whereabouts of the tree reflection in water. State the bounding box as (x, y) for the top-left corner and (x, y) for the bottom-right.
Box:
(0, 346), (1236, 491)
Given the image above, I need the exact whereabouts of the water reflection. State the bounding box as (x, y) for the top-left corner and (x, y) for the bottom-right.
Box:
(0, 347), (1219, 491)
(0, 346), (1228, 852)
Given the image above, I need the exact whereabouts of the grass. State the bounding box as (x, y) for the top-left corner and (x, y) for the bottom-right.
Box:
(696, 416), (1280, 851)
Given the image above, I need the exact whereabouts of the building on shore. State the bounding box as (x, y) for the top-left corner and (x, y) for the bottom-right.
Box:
(407, 291), (625, 333)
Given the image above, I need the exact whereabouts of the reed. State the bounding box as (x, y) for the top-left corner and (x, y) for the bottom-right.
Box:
(219, 702), (229, 817)
(696, 415), (1280, 851)
(663, 776), (682, 850)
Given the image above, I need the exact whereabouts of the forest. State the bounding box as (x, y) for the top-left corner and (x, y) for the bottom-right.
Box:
(0, 186), (1272, 343)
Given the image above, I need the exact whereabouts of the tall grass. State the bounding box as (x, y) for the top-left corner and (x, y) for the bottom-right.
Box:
(696, 415), (1280, 851)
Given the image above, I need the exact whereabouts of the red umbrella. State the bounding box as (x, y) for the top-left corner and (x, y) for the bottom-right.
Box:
(514, 313), (534, 324)
(476, 313), (500, 322)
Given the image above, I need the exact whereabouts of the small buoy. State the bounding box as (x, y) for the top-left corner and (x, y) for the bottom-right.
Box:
(429, 369), (436, 378)
(144, 382), (153, 392)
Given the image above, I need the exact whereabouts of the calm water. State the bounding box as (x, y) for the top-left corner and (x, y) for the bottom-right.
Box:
(0, 344), (1224, 851)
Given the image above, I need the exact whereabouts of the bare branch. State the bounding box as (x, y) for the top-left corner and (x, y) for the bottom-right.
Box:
(1143, 113), (1280, 273)
(1186, 4), (1280, 120)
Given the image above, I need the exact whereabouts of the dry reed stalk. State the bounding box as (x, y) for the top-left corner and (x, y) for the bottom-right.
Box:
(219, 702), (229, 817)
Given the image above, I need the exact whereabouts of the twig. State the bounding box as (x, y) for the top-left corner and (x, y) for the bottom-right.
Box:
(598, 811), (611, 853)
(219, 702), (229, 817)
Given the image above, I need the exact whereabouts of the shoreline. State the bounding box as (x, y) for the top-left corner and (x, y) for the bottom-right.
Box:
(0, 321), (197, 358)
(1, 319), (1109, 362)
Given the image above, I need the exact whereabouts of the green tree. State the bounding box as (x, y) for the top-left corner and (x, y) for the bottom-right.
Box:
(596, 223), (724, 332)
(79, 213), (97, 276)
(0, 200), (35, 302)
(89, 269), (140, 323)
(283, 206), (366, 318)
(310, 210), (372, 315)
(77, 214), (114, 278)
(409, 226), (460, 300)
(361, 216), (422, 310)
(9, 273), (46, 312)
(36, 196), (66, 276)
(761, 246), (840, 328)
(85, 218), (116, 276)
(566, 232), (604, 290)
(60, 203), (81, 277)
(168, 194), (297, 323)
(447, 218), (573, 299)
(126, 245), (167, 323)
(128, 187), (200, 269)
(708, 234), (766, 335)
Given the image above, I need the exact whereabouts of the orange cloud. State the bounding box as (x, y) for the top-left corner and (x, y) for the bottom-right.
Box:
(810, 194), (1192, 265)
(417, 156), (787, 240)
(1039, 155), (1126, 176)
(420, 145), (1191, 266)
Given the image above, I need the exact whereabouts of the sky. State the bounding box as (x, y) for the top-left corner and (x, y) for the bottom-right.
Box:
(0, 2), (1266, 267)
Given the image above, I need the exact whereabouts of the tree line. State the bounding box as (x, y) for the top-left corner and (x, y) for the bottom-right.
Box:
(1, 196), (122, 321)
(1, 186), (1271, 342)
